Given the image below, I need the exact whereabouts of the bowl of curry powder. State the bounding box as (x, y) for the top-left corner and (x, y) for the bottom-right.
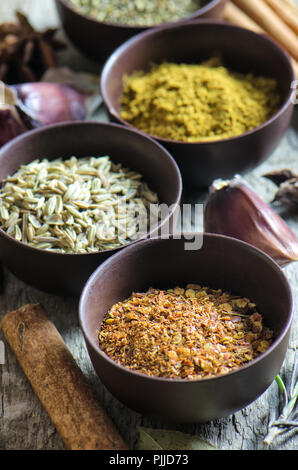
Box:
(101, 21), (295, 188)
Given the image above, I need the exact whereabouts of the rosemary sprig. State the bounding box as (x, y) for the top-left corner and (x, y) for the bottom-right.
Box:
(264, 350), (298, 446)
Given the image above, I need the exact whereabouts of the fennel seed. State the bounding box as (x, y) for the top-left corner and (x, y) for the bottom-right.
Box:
(0, 156), (159, 253)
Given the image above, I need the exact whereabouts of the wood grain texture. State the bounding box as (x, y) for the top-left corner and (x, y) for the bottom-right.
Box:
(0, 0), (297, 451)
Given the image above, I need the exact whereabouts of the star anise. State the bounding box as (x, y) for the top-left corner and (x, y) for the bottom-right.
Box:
(264, 169), (298, 209)
(0, 11), (65, 84)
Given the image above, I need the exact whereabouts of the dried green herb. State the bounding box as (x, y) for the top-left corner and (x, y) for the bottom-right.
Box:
(264, 351), (298, 446)
(68, 0), (201, 26)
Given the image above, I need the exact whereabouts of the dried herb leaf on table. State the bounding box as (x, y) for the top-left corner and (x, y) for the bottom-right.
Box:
(264, 351), (298, 446)
(0, 11), (64, 84)
(136, 427), (217, 451)
(264, 169), (298, 209)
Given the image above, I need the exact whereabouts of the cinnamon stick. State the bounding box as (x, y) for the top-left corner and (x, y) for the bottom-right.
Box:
(279, 0), (298, 15)
(232, 0), (298, 61)
(264, 0), (298, 34)
(224, 2), (264, 32)
(0, 304), (128, 451)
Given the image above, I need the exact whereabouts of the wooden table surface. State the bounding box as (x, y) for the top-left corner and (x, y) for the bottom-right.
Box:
(0, 0), (297, 451)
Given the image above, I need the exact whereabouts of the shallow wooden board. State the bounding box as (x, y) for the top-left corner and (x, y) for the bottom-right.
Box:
(0, 0), (297, 451)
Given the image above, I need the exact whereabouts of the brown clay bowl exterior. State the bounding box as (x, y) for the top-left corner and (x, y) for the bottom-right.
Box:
(55, 0), (226, 62)
(100, 20), (295, 189)
(0, 122), (182, 296)
(79, 233), (293, 423)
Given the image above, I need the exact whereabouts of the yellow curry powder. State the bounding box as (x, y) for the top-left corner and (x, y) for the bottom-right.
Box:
(120, 60), (280, 142)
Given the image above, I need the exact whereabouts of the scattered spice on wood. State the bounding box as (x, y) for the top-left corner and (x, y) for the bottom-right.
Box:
(120, 59), (280, 142)
(0, 11), (64, 84)
(98, 285), (273, 380)
(264, 169), (298, 209)
(0, 303), (128, 450)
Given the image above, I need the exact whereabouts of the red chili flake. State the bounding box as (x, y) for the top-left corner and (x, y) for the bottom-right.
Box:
(98, 285), (273, 380)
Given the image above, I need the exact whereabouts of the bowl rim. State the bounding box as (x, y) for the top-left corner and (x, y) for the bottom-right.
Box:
(79, 232), (294, 384)
(100, 19), (296, 146)
(0, 120), (182, 258)
(56, 0), (224, 30)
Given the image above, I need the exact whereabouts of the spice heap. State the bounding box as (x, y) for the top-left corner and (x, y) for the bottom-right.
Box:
(0, 82), (90, 148)
(0, 11), (64, 84)
(0, 156), (158, 253)
(120, 60), (280, 142)
(68, 0), (200, 26)
(98, 285), (273, 380)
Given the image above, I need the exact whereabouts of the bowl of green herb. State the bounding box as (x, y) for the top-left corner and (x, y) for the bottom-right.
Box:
(55, 0), (226, 62)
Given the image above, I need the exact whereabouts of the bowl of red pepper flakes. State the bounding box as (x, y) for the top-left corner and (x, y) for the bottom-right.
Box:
(79, 233), (293, 423)
(98, 286), (274, 381)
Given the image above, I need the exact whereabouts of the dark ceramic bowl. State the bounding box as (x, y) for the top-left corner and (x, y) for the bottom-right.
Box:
(101, 20), (295, 189)
(79, 233), (293, 423)
(0, 122), (182, 296)
(55, 0), (226, 62)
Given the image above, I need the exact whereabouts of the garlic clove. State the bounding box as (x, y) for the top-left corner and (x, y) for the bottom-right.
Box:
(0, 85), (28, 146)
(204, 176), (298, 267)
(0, 81), (90, 147)
(14, 82), (87, 126)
